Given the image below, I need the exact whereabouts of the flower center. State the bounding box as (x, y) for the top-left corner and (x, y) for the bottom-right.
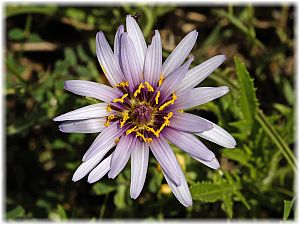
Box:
(107, 79), (178, 143)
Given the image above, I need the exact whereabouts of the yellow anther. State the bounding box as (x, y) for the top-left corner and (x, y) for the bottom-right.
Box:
(134, 83), (145, 97)
(108, 114), (115, 120)
(146, 138), (153, 143)
(115, 81), (129, 88)
(177, 110), (184, 113)
(136, 132), (147, 143)
(145, 125), (159, 137)
(115, 137), (120, 143)
(157, 112), (174, 134)
(107, 104), (112, 112)
(126, 125), (138, 135)
(120, 112), (129, 128)
(159, 92), (177, 111)
(113, 93), (128, 103)
(158, 74), (164, 86)
(104, 120), (110, 127)
(100, 65), (107, 75)
(155, 91), (160, 105)
(144, 82), (154, 92)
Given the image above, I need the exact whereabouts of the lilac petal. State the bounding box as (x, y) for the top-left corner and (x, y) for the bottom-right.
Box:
(192, 156), (220, 169)
(176, 55), (226, 93)
(64, 80), (122, 103)
(108, 134), (135, 179)
(172, 86), (229, 110)
(120, 32), (143, 89)
(162, 168), (192, 207)
(162, 127), (215, 162)
(170, 112), (212, 133)
(126, 15), (147, 70)
(149, 136), (182, 186)
(88, 155), (112, 183)
(158, 57), (194, 103)
(59, 118), (106, 133)
(130, 141), (149, 199)
(82, 122), (127, 161)
(144, 30), (162, 86)
(53, 103), (110, 122)
(72, 151), (109, 182)
(96, 32), (125, 86)
(161, 30), (198, 77)
(114, 25), (124, 58)
(196, 118), (236, 148)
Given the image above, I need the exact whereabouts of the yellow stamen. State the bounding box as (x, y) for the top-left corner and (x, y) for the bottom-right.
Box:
(177, 109), (184, 113)
(108, 114), (115, 120)
(146, 138), (153, 143)
(126, 125), (138, 135)
(115, 81), (129, 88)
(120, 112), (129, 128)
(159, 92), (177, 111)
(113, 93), (128, 103)
(158, 74), (164, 86)
(100, 65), (107, 75)
(107, 104), (112, 112)
(157, 112), (173, 134)
(145, 125), (159, 137)
(144, 82), (154, 92)
(134, 83), (145, 97)
(115, 137), (120, 143)
(155, 91), (160, 105)
(136, 132), (147, 143)
(104, 120), (110, 127)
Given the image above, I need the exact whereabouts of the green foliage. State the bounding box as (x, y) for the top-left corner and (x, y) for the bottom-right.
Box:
(5, 4), (295, 221)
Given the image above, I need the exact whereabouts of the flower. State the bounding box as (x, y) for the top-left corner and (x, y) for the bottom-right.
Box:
(53, 15), (236, 207)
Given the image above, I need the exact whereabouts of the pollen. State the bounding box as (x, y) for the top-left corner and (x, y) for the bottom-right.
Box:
(136, 131), (152, 143)
(120, 111), (129, 128)
(155, 91), (160, 105)
(158, 74), (164, 86)
(159, 92), (177, 111)
(107, 104), (112, 112)
(113, 93), (128, 103)
(144, 82), (154, 92)
(134, 83), (145, 97)
(115, 81), (129, 88)
(156, 112), (173, 134)
(145, 125), (159, 137)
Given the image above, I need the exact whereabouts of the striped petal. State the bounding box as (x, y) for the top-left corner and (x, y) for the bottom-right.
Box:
(162, 168), (192, 207)
(144, 30), (162, 86)
(108, 134), (135, 179)
(120, 32), (143, 89)
(59, 118), (106, 133)
(130, 141), (149, 199)
(53, 103), (110, 122)
(114, 25), (124, 58)
(163, 127), (215, 162)
(149, 136), (182, 186)
(172, 86), (229, 110)
(191, 156), (220, 169)
(158, 57), (193, 103)
(72, 150), (109, 182)
(126, 15), (147, 70)
(64, 80), (122, 103)
(88, 155), (112, 183)
(96, 31), (125, 86)
(170, 112), (212, 133)
(196, 119), (236, 148)
(82, 122), (127, 161)
(161, 30), (198, 77)
(177, 55), (226, 93)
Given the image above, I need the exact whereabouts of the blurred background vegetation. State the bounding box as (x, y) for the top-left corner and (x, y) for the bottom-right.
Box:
(5, 3), (296, 220)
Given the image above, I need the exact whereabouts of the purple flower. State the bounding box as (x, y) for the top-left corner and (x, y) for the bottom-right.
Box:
(53, 15), (236, 207)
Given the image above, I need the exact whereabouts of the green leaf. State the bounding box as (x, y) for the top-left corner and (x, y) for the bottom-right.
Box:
(8, 28), (25, 41)
(223, 192), (233, 219)
(92, 181), (118, 196)
(283, 199), (295, 220)
(234, 57), (259, 135)
(190, 182), (233, 202)
(222, 148), (251, 166)
(57, 204), (68, 219)
(64, 47), (77, 66)
(6, 206), (25, 219)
